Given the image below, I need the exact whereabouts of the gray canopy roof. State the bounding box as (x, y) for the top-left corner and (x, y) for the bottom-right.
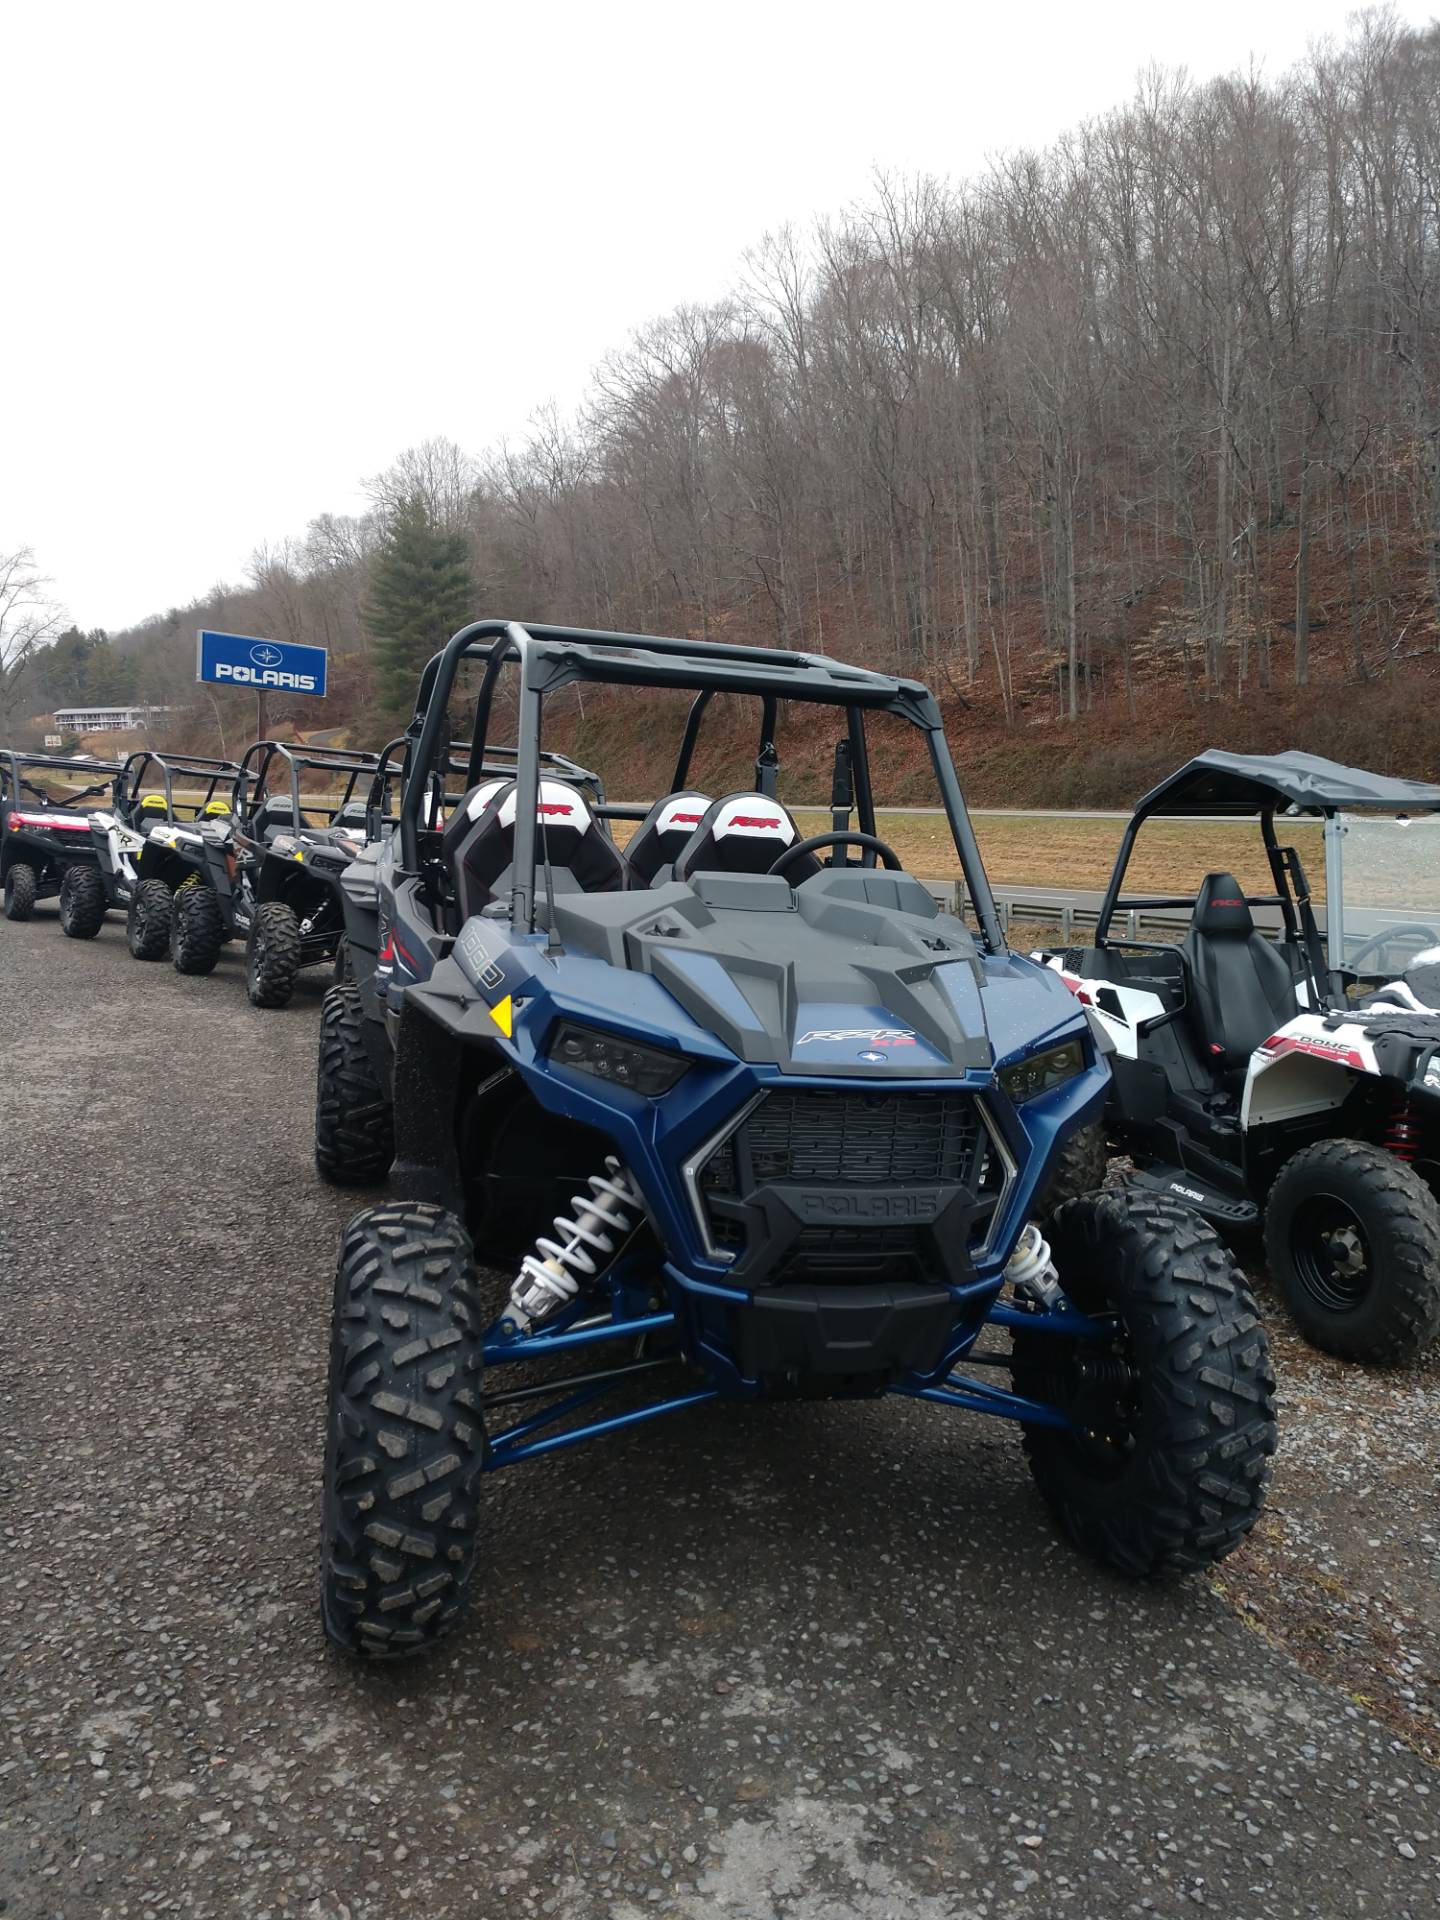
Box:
(1132, 749), (1440, 818)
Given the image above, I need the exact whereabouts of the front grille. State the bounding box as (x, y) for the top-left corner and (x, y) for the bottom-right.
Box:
(744, 1090), (980, 1185)
(696, 1089), (1006, 1273)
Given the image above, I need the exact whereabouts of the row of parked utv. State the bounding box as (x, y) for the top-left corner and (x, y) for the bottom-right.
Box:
(6, 617), (1440, 1662)
(1, 738), (416, 1004)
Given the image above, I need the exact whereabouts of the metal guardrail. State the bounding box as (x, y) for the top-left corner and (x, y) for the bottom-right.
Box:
(915, 879), (1308, 943)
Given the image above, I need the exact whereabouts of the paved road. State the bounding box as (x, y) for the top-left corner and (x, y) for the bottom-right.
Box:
(2, 912), (1437, 1920)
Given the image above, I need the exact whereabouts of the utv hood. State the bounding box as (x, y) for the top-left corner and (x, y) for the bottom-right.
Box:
(546, 869), (1082, 1078)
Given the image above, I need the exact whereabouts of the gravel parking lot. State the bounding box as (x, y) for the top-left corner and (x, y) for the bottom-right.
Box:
(2, 913), (1438, 1920)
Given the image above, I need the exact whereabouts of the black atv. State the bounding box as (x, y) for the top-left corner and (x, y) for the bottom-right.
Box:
(1, 749), (122, 922)
(126, 740), (386, 985)
(122, 763), (244, 963)
(59, 750), (239, 943)
(236, 742), (402, 1008)
(1037, 748), (1440, 1363)
(315, 619), (1275, 1660)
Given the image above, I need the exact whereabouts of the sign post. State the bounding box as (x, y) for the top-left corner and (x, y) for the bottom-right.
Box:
(196, 630), (329, 741)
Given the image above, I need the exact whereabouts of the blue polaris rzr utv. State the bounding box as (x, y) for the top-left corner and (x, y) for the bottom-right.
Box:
(318, 620), (1276, 1658)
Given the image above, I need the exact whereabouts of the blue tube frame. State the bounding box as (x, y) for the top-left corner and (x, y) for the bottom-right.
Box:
(476, 1287), (1111, 1468)
(481, 1309), (675, 1365)
(486, 1383), (720, 1470)
(889, 1376), (1073, 1431)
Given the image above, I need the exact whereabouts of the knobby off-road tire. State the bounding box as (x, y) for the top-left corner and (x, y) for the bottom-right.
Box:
(246, 899), (303, 1008)
(1038, 1119), (1108, 1220)
(332, 936), (354, 986)
(4, 862), (38, 921)
(1011, 1191), (1275, 1578)
(126, 878), (173, 959)
(1265, 1138), (1440, 1365)
(315, 984), (394, 1185)
(59, 864), (107, 939)
(170, 881), (225, 975)
(321, 1203), (486, 1657)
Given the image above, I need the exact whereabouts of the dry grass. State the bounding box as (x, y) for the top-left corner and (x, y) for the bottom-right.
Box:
(792, 810), (1325, 898)
(612, 807), (1323, 899)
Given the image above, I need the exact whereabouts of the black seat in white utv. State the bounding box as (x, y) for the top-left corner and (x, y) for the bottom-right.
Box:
(1179, 871), (1299, 1077)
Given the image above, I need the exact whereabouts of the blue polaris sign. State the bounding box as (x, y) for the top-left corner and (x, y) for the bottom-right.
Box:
(196, 629), (328, 698)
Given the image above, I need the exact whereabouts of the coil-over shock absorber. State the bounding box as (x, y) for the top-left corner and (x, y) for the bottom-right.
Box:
(1005, 1221), (1062, 1309)
(1385, 1095), (1421, 1164)
(501, 1158), (644, 1336)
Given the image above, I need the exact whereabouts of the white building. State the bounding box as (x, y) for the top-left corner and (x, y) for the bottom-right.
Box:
(51, 704), (177, 735)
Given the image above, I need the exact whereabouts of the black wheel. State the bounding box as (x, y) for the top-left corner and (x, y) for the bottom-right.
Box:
(1264, 1139), (1440, 1364)
(3, 862), (38, 922)
(321, 1203), (486, 1657)
(1010, 1191), (1275, 1577)
(126, 878), (173, 959)
(1038, 1119), (1107, 1219)
(59, 864), (107, 939)
(170, 882), (226, 975)
(246, 899), (302, 1008)
(332, 936), (354, 986)
(315, 984), (395, 1185)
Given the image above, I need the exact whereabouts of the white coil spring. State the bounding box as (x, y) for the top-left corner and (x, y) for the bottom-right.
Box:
(504, 1157), (642, 1333)
(1005, 1221), (1060, 1305)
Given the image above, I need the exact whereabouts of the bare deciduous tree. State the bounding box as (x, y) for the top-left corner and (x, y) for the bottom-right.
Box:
(0, 546), (64, 707)
(88, 12), (1440, 746)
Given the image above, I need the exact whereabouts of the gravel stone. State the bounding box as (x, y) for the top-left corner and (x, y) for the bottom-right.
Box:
(2, 916), (1439, 1919)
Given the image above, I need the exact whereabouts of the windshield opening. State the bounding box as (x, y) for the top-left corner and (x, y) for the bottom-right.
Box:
(1331, 812), (1440, 980)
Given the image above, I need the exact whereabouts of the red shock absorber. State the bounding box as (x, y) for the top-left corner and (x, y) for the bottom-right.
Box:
(1385, 1096), (1421, 1163)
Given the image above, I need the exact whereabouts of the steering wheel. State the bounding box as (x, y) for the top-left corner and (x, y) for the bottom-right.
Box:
(1346, 924), (1440, 970)
(768, 831), (903, 879)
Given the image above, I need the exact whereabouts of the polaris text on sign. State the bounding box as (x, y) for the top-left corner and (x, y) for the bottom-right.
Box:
(196, 630), (329, 698)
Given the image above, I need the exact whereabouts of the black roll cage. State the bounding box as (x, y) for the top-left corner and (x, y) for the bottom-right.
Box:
(233, 741), (383, 835)
(398, 618), (1004, 951)
(2, 749), (126, 815)
(364, 733), (599, 843)
(362, 736), (416, 838)
(116, 749), (240, 820)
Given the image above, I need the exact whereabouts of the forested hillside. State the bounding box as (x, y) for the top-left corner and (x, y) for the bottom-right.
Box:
(6, 8), (1439, 802)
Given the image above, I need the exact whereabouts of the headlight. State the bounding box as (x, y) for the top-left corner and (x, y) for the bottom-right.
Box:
(549, 1021), (689, 1096)
(999, 1037), (1086, 1104)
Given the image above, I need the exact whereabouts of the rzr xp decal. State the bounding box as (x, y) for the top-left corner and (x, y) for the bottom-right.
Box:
(796, 1026), (917, 1047)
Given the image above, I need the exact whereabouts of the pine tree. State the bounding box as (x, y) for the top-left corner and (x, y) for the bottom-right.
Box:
(362, 496), (473, 713)
(84, 637), (137, 705)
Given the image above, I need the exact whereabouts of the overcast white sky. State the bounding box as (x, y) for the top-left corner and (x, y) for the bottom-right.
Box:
(3, 0), (1433, 632)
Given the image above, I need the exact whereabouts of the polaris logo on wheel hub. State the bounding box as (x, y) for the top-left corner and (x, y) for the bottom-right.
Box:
(196, 629), (328, 699)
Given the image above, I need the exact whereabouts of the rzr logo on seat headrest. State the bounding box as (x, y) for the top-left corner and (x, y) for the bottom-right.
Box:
(730, 815), (781, 830)
(537, 802), (574, 817)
